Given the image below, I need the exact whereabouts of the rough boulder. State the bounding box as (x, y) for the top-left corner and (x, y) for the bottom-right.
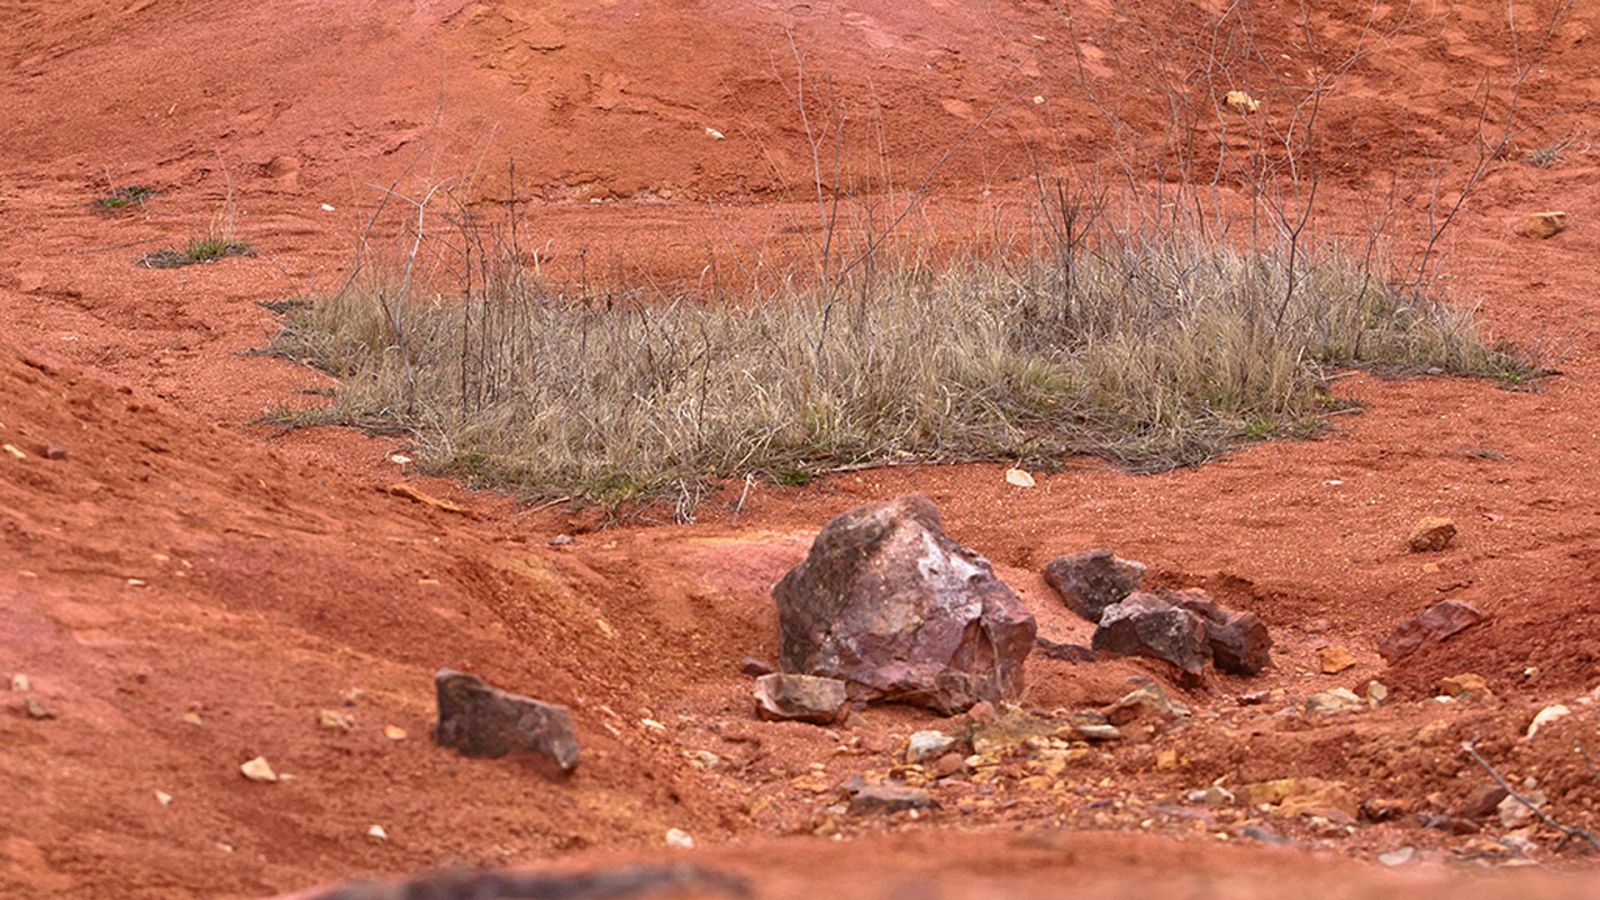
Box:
(773, 495), (1037, 714)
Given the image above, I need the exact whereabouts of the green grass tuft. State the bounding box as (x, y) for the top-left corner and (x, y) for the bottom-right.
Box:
(95, 185), (157, 210)
(138, 232), (254, 269)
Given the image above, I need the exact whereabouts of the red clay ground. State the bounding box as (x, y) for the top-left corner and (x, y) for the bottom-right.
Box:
(4, 1), (1600, 897)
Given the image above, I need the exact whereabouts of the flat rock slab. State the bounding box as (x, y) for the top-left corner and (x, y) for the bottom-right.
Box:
(1378, 600), (1486, 664)
(753, 673), (847, 724)
(774, 495), (1036, 714)
(434, 669), (579, 773)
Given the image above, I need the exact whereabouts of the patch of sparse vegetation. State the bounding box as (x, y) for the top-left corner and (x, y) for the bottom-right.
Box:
(95, 185), (157, 210)
(259, 298), (313, 315)
(269, 215), (1533, 510)
(1525, 132), (1589, 168)
(138, 232), (254, 269)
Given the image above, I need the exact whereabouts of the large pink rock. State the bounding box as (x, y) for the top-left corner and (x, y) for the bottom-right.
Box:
(774, 496), (1037, 714)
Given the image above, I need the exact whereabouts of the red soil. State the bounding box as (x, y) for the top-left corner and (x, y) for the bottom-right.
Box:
(4, 1), (1600, 896)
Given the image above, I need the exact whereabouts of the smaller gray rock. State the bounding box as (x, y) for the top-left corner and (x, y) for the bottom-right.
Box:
(905, 730), (957, 764)
(847, 783), (938, 816)
(753, 673), (847, 725)
(1043, 549), (1146, 623)
(434, 669), (579, 772)
(1092, 592), (1212, 676)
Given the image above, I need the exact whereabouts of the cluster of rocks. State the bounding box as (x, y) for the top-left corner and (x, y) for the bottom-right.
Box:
(1044, 549), (1272, 678)
(746, 495), (1282, 728)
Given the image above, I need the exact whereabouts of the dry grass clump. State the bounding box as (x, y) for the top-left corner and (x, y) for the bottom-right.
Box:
(270, 218), (1529, 508)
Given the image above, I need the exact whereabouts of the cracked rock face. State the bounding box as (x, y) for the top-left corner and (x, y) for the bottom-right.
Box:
(774, 495), (1036, 714)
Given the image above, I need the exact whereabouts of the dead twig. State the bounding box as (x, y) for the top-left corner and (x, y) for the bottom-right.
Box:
(1462, 739), (1600, 853)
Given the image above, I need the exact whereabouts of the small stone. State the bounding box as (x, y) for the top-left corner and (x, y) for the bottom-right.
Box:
(1105, 682), (1190, 727)
(546, 534), (575, 546)
(1187, 786), (1235, 807)
(1305, 688), (1365, 716)
(383, 725), (407, 741)
(1224, 90), (1261, 113)
(1155, 749), (1179, 771)
(25, 697), (53, 720)
(966, 700), (997, 724)
(1042, 549), (1146, 623)
(45, 445), (66, 460)
(1498, 791), (1545, 828)
(1073, 723), (1123, 742)
(182, 712), (204, 727)
(1319, 646), (1357, 674)
(1526, 704), (1571, 739)
(318, 709), (355, 732)
(754, 673), (848, 725)
(932, 752), (967, 779)
(1239, 778), (1358, 820)
(1438, 673), (1490, 700)
(434, 669), (580, 772)
(154, 790), (173, 807)
(1034, 638), (1099, 663)
(738, 657), (774, 677)
(240, 756), (278, 783)
(1521, 211), (1567, 239)
(3, 443), (27, 459)
(847, 783), (938, 816)
(684, 749), (720, 769)
(10, 674), (29, 692)
(1378, 847), (1416, 867)
(1004, 468), (1036, 488)
(905, 730), (958, 764)
(1456, 785), (1510, 820)
(1239, 824), (1288, 845)
(366, 824), (388, 842)
(664, 828), (695, 849)
(1378, 600), (1486, 663)
(1407, 517), (1457, 552)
